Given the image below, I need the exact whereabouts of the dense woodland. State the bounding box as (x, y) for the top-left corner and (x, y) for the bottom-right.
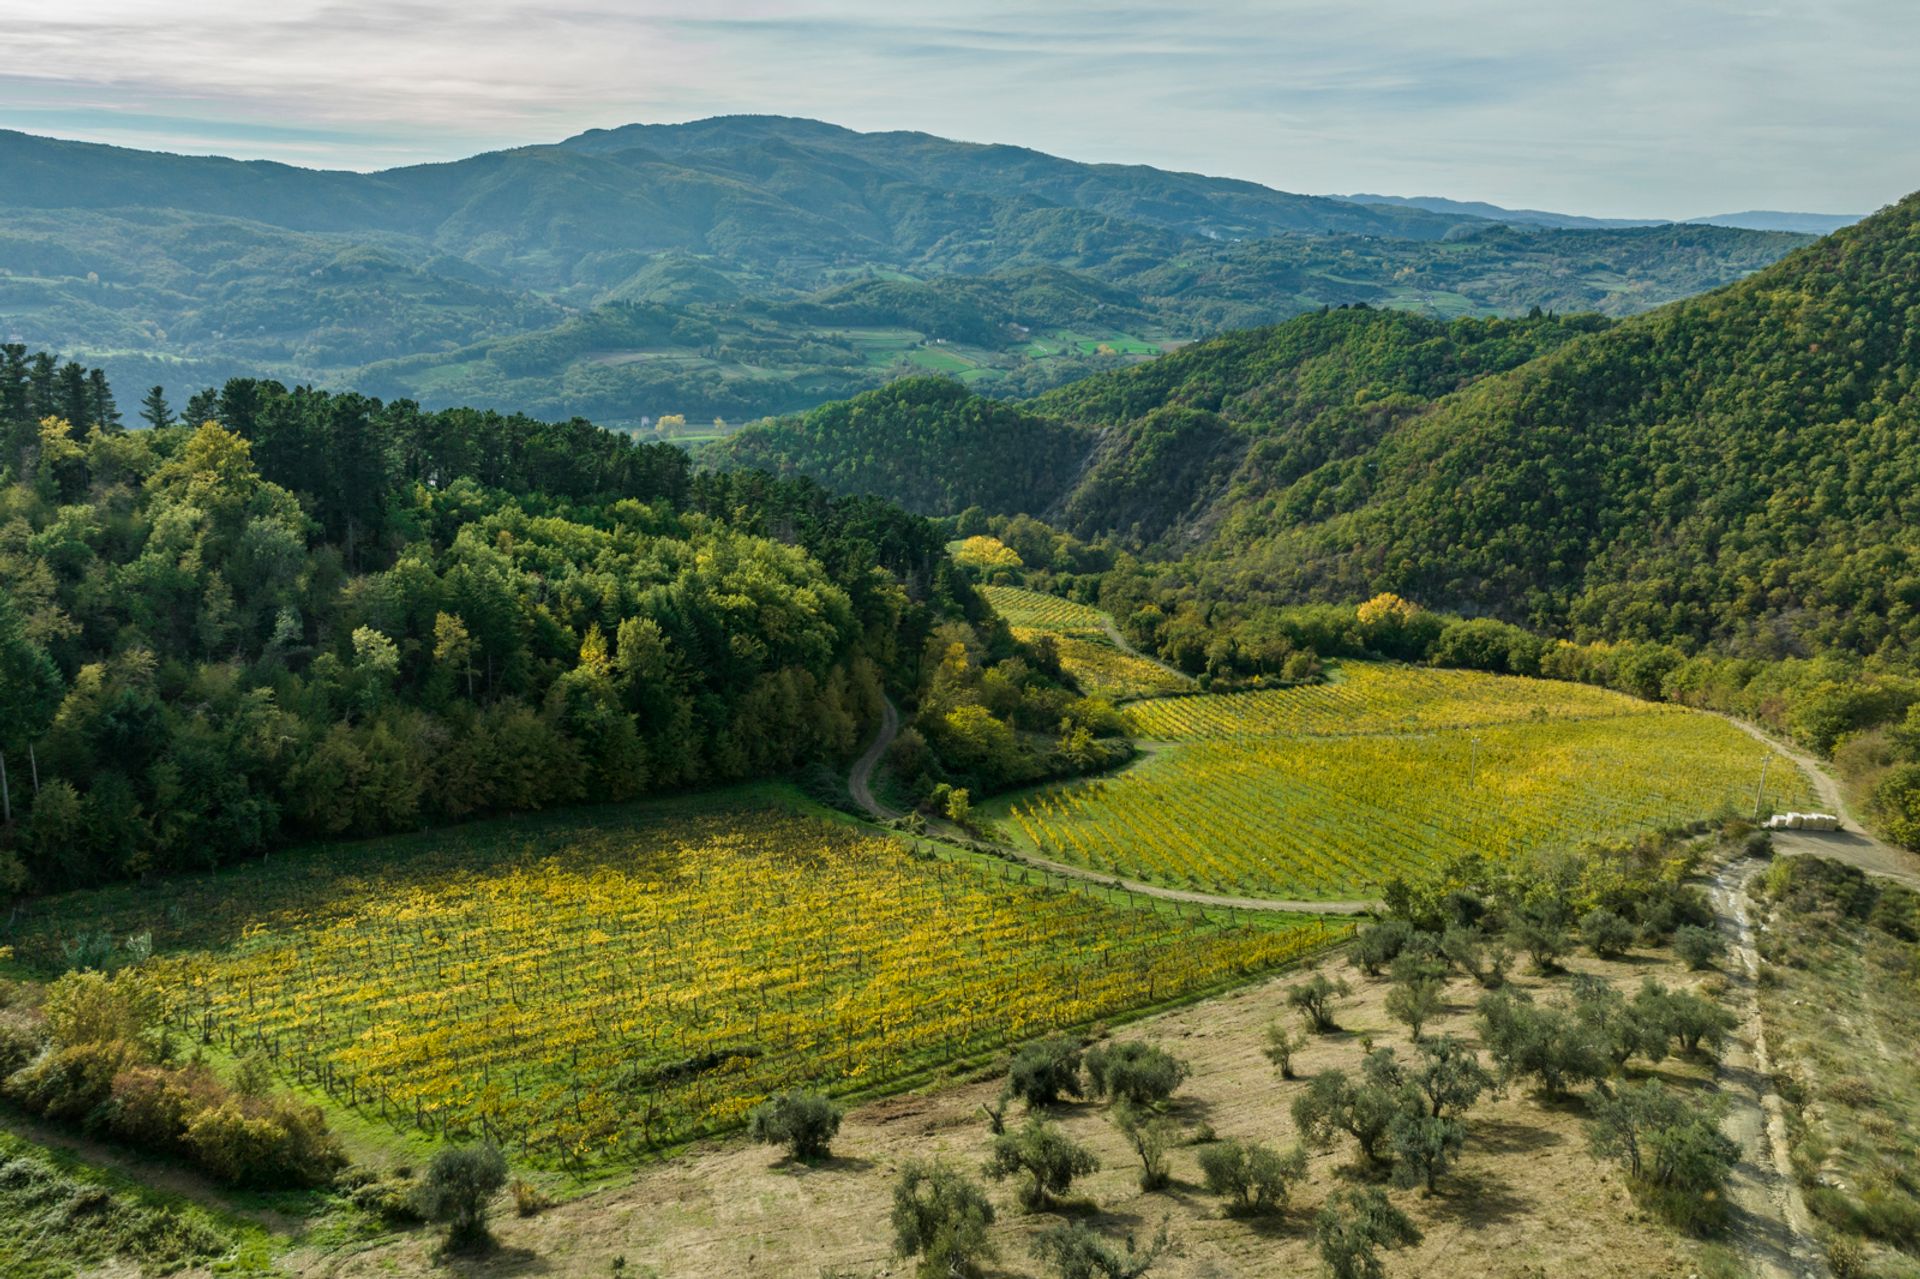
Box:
(0, 352), (1114, 897)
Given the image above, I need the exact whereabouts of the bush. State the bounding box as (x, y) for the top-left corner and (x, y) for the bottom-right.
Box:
(1286, 972), (1350, 1033)
(1196, 1138), (1307, 1217)
(181, 1096), (346, 1189)
(1674, 925), (1727, 970)
(1084, 1041), (1189, 1107)
(1262, 1022), (1304, 1079)
(1290, 1056), (1407, 1168)
(417, 1141), (510, 1251)
(343, 1168), (425, 1224)
(1111, 1103), (1177, 1191)
(1384, 978), (1443, 1042)
(747, 1091), (844, 1161)
(1586, 1081), (1737, 1232)
(1315, 1186), (1422, 1279)
(6, 1038), (137, 1123)
(508, 1176), (552, 1216)
(100, 1061), (222, 1152)
(985, 1118), (1099, 1212)
(1348, 919), (1414, 976)
(1029, 1218), (1173, 1279)
(1580, 908), (1637, 959)
(1476, 990), (1607, 1098)
(0, 1007), (49, 1075)
(892, 1158), (997, 1278)
(1387, 1111), (1465, 1193)
(1008, 1036), (1084, 1107)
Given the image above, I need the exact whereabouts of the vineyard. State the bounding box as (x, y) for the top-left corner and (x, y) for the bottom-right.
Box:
(1127, 663), (1674, 739)
(980, 584), (1109, 635)
(10, 801), (1332, 1170)
(992, 666), (1820, 900)
(1011, 627), (1192, 700)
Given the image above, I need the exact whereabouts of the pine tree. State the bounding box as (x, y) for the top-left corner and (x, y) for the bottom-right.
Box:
(87, 368), (121, 430)
(140, 385), (174, 429)
(183, 387), (220, 426)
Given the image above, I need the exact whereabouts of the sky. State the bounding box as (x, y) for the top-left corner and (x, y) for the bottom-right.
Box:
(1, 1), (1914, 219)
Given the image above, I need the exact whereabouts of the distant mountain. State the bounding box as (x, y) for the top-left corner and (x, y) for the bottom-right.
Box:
(1339, 194), (1656, 231)
(0, 117), (1813, 424)
(1685, 210), (1864, 235)
(716, 189), (1920, 657)
(1343, 192), (1862, 236)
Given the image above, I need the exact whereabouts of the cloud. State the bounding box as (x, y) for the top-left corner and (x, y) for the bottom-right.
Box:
(1, 0), (1913, 216)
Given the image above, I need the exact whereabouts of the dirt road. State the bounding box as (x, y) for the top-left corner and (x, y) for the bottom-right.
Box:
(1709, 855), (1832, 1279)
(847, 697), (901, 820)
(1722, 715), (1920, 889)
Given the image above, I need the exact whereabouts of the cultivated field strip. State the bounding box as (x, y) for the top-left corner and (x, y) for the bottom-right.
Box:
(1006, 693), (1819, 900)
(981, 584), (1110, 635)
(1128, 663), (1675, 740)
(1011, 627), (1192, 701)
(115, 811), (1330, 1168)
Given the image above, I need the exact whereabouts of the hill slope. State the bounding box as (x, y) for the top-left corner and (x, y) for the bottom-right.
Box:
(0, 118), (1808, 424)
(716, 192), (1920, 658)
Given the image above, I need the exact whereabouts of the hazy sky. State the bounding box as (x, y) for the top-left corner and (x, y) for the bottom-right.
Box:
(2, 1), (1913, 219)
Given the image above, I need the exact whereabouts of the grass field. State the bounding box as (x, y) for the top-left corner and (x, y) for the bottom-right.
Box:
(985, 664), (1819, 900)
(7, 793), (1332, 1172)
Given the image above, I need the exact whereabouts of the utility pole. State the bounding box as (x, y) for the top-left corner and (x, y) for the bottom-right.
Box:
(1752, 751), (1774, 823)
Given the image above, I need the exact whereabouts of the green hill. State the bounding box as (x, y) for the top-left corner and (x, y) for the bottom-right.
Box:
(716, 192), (1920, 659)
(0, 118), (1808, 426)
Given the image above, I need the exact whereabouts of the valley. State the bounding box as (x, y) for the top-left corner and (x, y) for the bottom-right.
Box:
(3, 45), (1920, 1279)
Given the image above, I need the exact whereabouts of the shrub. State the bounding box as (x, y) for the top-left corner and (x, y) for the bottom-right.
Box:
(1387, 1111), (1465, 1193)
(747, 1090), (844, 1161)
(1084, 1041), (1189, 1107)
(985, 1118), (1100, 1212)
(100, 1061), (221, 1152)
(0, 1007), (49, 1075)
(1586, 1081), (1737, 1232)
(1112, 1102), (1177, 1191)
(1384, 978), (1443, 1042)
(1290, 1055), (1407, 1167)
(1476, 990), (1606, 1097)
(343, 1168), (425, 1224)
(41, 969), (163, 1050)
(416, 1141), (510, 1251)
(1030, 1218), (1173, 1279)
(1262, 1022), (1304, 1079)
(182, 1096), (346, 1189)
(892, 1158), (997, 1278)
(1314, 1186), (1422, 1279)
(1286, 972), (1350, 1033)
(1348, 920), (1414, 976)
(1008, 1036), (1085, 1108)
(6, 1038), (136, 1123)
(1580, 908), (1637, 959)
(1196, 1138), (1306, 1216)
(1674, 925), (1727, 970)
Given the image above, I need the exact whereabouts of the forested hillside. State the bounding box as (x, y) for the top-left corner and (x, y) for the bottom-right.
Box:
(0, 118), (1807, 425)
(722, 192), (1920, 661)
(0, 350), (1120, 898)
